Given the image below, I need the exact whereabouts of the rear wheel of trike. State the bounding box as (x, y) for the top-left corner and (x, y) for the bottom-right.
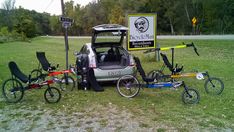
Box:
(30, 69), (43, 82)
(116, 75), (140, 98)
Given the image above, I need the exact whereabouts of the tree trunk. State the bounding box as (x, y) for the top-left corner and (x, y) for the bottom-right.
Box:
(169, 18), (175, 35)
(184, 0), (191, 25)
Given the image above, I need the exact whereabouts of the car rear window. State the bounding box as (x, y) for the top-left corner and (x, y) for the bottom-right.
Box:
(95, 32), (122, 43)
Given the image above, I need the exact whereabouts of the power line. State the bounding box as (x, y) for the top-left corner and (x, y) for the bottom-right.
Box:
(61, 0), (65, 16)
(44, 0), (54, 12)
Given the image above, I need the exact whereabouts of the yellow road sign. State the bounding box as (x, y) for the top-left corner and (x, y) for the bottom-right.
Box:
(192, 17), (197, 25)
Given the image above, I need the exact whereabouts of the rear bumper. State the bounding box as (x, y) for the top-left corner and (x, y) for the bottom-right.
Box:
(94, 66), (136, 82)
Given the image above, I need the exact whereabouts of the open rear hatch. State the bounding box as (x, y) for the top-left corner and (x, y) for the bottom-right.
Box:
(91, 24), (128, 48)
(91, 24), (129, 70)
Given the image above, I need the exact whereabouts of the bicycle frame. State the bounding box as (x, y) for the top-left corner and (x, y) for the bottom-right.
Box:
(48, 69), (72, 77)
(25, 79), (54, 90)
(171, 73), (197, 78)
(145, 81), (183, 89)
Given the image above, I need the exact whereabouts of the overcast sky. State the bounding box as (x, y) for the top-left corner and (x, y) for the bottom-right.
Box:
(0, 0), (94, 15)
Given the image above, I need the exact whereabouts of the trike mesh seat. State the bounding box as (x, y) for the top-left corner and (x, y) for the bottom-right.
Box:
(160, 53), (183, 73)
(36, 52), (56, 71)
(133, 57), (154, 82)
(9, 61), (28, 83)
(8, 61), (37, 83)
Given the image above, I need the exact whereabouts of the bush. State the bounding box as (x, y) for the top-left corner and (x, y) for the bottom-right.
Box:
(0, 27), (10, 43)
(0, 27), (29, 43)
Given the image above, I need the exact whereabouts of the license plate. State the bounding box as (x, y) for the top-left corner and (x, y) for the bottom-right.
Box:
(108, 71), (121, 76)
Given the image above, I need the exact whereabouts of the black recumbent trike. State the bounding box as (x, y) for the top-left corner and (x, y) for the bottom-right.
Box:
(116, 56), (200, 104)
(2, 61), (61, 103)
(145, 43), (224, 95)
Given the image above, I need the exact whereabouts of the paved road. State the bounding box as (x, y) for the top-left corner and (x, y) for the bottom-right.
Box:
(157, 35), (234, 40)
(43, 35), (234, 40)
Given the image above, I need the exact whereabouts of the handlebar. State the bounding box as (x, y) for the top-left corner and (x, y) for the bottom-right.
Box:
(185, 42), (199, 56)
(74, 51), (80, 56)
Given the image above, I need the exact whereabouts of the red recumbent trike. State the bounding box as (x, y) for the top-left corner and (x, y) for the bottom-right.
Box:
(2, 61), (61, 103)
(30, 52), (75, 91)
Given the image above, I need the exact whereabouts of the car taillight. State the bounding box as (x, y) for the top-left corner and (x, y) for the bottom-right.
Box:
(129, 55), (135, 66)
(89, 56), (97, 68)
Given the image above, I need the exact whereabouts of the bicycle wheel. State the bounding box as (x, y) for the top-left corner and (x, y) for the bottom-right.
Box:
(204, 77), (224, 95)
(44, 87), (61, 103)
(2, 79), (24, 103)
(60, 76), (75, 91)
(147, 70), (166, 82)
(182, 88), (200, 104)
(116, 75), (140, 98)
(31, 69), (43, 82)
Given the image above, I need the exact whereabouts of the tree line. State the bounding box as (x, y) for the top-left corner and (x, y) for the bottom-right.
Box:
(0, 0), (234, 42)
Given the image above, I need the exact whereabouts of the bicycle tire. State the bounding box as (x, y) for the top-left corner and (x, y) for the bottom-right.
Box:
(204, 77), (224, 95)
(116, 75), (140, 98)
(44, 87), (61, 103)
(182, 88), (200, 104)
(2, 79), (24, 103)
(60, 76), (75, 91)
(31, 69), (43, 82)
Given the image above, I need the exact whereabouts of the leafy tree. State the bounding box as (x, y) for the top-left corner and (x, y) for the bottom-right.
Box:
(109, 5), (125, 25)
(50, 15), (62, 35)
(1, 0), (15, 11)
(1, 0), (15, 31)
(1, 0), (234, 37)
(203, 0), (234, 34)
(14, 14), (36, 38)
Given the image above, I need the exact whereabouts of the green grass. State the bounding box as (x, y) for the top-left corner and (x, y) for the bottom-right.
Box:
(0, 37), (234, 130)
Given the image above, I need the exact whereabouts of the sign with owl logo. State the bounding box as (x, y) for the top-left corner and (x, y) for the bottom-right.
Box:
(128, 14), (157, 51)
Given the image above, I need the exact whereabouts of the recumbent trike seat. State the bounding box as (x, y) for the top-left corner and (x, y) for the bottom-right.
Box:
(9, 61), (38, 83)
(36, 52), (58, 72)
(160, 53), (183, 74)
(133, 57), (155, 83)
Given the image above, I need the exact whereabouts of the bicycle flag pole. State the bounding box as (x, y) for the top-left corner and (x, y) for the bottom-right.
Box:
(144, 42), (198, 54)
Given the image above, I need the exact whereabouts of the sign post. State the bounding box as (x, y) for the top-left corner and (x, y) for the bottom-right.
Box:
(60, 16), (73, 70)
(128, 14), (157, 51)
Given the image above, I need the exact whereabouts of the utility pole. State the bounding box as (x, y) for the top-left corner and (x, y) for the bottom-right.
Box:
(61, 0), (65, 15)
(60, 0), (70, 85)
(61, 0), (69, 70)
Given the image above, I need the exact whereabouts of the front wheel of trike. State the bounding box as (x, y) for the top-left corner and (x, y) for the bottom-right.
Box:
(182, 88), (200, 104)
(44, 87), (61, 103)
(2, 79), (24, 103)
(204, 77), (224, 95)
